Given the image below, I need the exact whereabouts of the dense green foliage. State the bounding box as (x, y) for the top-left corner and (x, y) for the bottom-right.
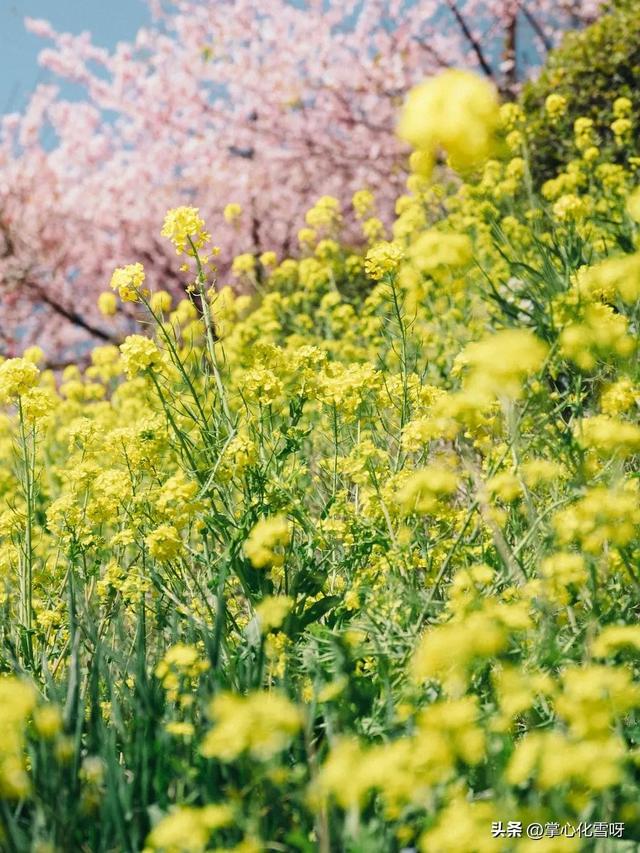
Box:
(522, 0), (640, 182)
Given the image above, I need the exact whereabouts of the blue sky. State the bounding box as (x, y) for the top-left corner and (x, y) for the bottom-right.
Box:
(0, 0), (149, 114)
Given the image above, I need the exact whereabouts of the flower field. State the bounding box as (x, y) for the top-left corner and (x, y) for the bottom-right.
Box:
(3, 32), (640, 853)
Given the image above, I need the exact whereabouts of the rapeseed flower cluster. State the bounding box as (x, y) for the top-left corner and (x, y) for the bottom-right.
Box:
(0, 357), (39, 400)
(110, 261), (147, 302)
(398, 69), (500, 174)
(161, 206), (210, 255)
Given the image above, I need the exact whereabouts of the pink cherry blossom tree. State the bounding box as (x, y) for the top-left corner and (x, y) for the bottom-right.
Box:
(0, 0), (603, 361)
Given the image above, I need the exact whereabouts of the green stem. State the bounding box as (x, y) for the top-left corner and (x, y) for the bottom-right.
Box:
(148, 370), (203, 481)
(188, 236), (234, 430)
(139, 292), (212, 435)
(17, 397), (34, 666)
(388, 274), (411, 430)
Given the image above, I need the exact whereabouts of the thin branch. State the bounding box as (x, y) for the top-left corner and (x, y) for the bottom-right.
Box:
(413, 36), (451, 70)
(519, 3), (553, 52)
(22, 277), (118, 343)
(445, 0), (495, 80)
(502, 11), (518, 93)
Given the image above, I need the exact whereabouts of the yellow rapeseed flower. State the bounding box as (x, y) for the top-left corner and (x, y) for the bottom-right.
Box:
(223, 202), (242, 223)
(201, 691), (302, 761)
(161, 206), (210, 255)
(398, 69), (499, 174)
(98, 291), (118, 316)
(243, 515), (291, 569)
(110, 261), (147, 302)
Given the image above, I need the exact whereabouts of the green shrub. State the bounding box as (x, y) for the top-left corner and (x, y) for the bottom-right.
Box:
(521, 0), (640, 183)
